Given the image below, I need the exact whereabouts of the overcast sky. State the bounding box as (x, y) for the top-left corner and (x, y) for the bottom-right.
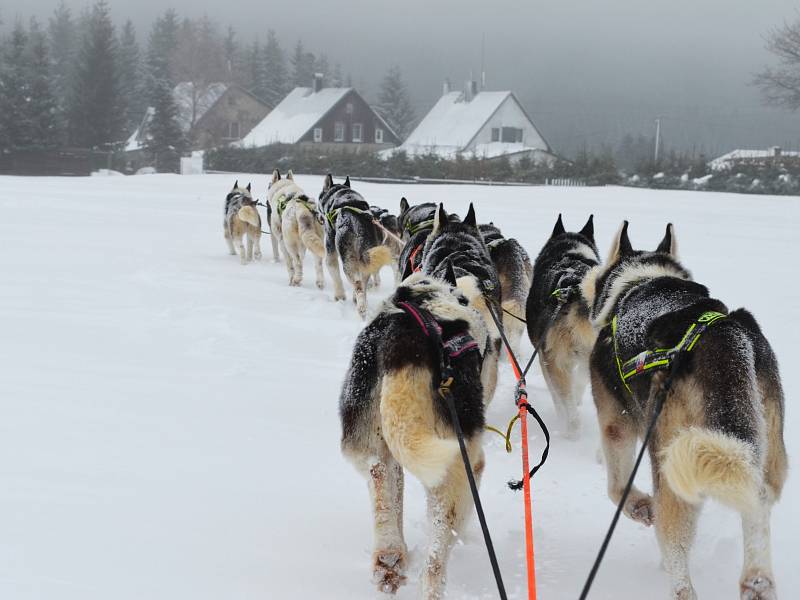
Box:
(5, 0), (800, 155)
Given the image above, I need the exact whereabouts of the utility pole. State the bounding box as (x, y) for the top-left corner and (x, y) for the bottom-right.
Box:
(654, 118), (662, 163)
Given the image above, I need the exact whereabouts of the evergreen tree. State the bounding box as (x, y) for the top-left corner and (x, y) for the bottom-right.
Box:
(68, 1), (123, 148)
(147, 76), (185, 171)
(330, 62), (343, 87)
(47, 1), (77, 122)
(146, 9), (179, 89)
(290, 39), (315, 88)
(314, 53), (329, 80)
(377, 65), (416, 139)
(262, 29), (289, 103)
(223, 25), (244, 84)
(27, 18), (61, 148)
(0, 22), (34, 151)
(248, 39), (267, 99)
(118, 19), (143, 134)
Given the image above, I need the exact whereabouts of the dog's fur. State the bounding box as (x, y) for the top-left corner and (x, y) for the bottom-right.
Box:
(275, 175), (325, 288)
(398, 198), (437, 279)
(340, 272), (489, 599)
(369, 205), (403, 287)
(525, 214), (599, 439)
(479, 222), (533, 359)
(318, 175), (393, 318)
(422, 203), (502, 404)
(584, 222), (788, 600)
(223, 181), (262, 264)
(266, 169), (303, 263)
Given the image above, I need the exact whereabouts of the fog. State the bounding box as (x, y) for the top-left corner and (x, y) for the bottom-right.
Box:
(5, 0), (800, 156)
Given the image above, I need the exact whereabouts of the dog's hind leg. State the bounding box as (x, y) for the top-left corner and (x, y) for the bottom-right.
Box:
(314, 255), (325, 290)
(246, 233), (254, 263)
(421, 437), (484, 600)
(326, 251), (346, 301)
(224, 222), (236, 255)
(368, 454), (408, 594)
(253, 232), (262, 260)
(653, 467), (700, 600)
(540, 345), (581, 440)
(235, 234), (247, 265)
(739, 495), (777, 600)
(591, 370), (654, 525)
(480, 338), (501, 405)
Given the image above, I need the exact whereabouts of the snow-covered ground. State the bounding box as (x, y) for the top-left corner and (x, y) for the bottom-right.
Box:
(0, 174), (796, 600)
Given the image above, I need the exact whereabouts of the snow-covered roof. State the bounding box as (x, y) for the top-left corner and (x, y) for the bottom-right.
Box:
(710, 148), (800, 170)
(401, 91), (510, 153)
(173, 82), (229, 132)
(239, 87), (351, 147)
(125, 83), (230, 151)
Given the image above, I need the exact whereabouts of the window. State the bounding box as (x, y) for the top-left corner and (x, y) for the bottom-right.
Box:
(346, 102), (354, 114)
(334, 122), (345, 142)
(313, 127), (323, 143)
(352, 123), (363, 143)
(375, 128), (384, 143)
(501, 127), (523, 143)
(491, 128), (500, 142)
(227, 122), (240, 139)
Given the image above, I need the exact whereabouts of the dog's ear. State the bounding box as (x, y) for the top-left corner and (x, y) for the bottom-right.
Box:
(399, 197), (409, 214)
(286, 170), (294, 181)
(246, 182), (251, 192)
(463, 203), (477, 230)
(579, 214), (594, 241)
(233, 179), (239, 190)
(655, 223), (678, 257)
(444, 259), (458, 287)
(607, 220), (634, 264)
(432, 202), (449, 235)
(323, 173), (333, 191)
(271, 169), (281, 184)
(551, 213), (565, 238)
(344, 176), (351, 188)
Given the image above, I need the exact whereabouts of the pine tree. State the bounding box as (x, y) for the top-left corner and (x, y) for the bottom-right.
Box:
(290, 40), (315, 88)
(248, 39), (267, 99)
(262, 30), (289, 104)
(330, 62), (343, 87)
(47, 1), (77, 124)
(146, 9), (179, 89)
(118, 19), (143, 135)
(0, 22), (34, 151)
(68, 1), (123, 148)
(377, 65), (416, 139)
(147, 77), (185, 171)
(314, 53), (329, 80)
(223, 25), (243, 84)
(27, 18), (61, 148)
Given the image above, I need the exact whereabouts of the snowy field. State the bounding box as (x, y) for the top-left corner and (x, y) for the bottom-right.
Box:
(0, 173), (797, 600)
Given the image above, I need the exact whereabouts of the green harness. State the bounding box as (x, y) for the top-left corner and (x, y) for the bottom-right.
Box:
(612, 310), (726, 394)
(405, 218), (434, 236)
(325, 204), (370, 228)
(276, 193), (316, 219)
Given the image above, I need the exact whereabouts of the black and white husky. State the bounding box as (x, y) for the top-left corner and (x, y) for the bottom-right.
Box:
(223, 180), (262, 264)
(525, 214), (599, 439)
(318, 175), (393, 318)
(422, 203), (502, 404)
(369, 205), (403, 286)
(340, 269), (489, 599)
(398, 198), (437, 279)
(584, 222), (787, 600)
(479, 223), (533, 359)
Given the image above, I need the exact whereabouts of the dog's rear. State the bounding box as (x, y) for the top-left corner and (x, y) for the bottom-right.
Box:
(223, 181), (262, 264)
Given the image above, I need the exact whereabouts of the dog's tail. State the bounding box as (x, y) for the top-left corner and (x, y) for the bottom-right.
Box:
(380, 365), (459, 488)
(661, 427), (759, 512)
(363, 245), (393, 275)
(297, 208), (325, 258)
(237, 205), (261, 228)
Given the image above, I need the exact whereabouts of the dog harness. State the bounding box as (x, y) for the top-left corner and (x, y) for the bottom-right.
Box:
(612, 310), (727, 393)
(397, 300), (481, 392)
(404, 218), (434, 236)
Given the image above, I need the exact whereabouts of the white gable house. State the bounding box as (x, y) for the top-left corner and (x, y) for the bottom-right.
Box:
(395, 82), (556, 164)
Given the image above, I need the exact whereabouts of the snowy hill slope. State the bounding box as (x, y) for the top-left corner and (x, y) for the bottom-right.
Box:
(0, 174), (796, 599)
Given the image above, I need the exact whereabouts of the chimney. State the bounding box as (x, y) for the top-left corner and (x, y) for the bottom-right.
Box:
(442, 78), (451, 96)
(471, 80), (479, 97)
(312, 73), (324, 93)
(464, 80), (478, 102)
(773, 146), (782, 157)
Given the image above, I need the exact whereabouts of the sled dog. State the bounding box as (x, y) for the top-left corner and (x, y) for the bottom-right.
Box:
(266, 169), (303, 263)
(223, 180), (262, 264)
(369, 205), (403, 286)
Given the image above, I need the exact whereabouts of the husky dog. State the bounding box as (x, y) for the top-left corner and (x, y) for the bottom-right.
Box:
(266, 169), (303, 263)
(422, 203), (502, 404)
(277, 181), (325, 288)
(318, 175), (393, 317)
(369, 205), (403, 286)
(479, 223), (533, 359)
(584, 222), (787, 600)
(340, 268), (489, 599)
(525, 214), (599, 439)
(398, 198), (437, 279)
(223, 181), (262, 264)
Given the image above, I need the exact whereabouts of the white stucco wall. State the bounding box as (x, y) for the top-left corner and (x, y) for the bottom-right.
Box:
(466, 96), (548, 151)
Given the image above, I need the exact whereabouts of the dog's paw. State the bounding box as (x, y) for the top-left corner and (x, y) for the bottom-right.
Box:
(372, 548), (407, 594)
(672, 584), (697, 600)
(740, 573), (776, 600)
(334, 292), (346, 302)
(228, 250), (236, 256)
(316, 280), (325, 290)
(624, 494), (654, 526)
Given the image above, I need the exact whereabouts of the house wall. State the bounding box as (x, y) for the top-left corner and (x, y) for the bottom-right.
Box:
(192, 88), (271, 150)
(466, 96), (548, 152)
(297, 90), (400, 147)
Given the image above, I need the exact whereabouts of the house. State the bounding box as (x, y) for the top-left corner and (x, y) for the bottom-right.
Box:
(125, 82), (272, 153)
(391, 81), (557, 165)
(239, 74), (400, 151)
(709, 146), (800, 171)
